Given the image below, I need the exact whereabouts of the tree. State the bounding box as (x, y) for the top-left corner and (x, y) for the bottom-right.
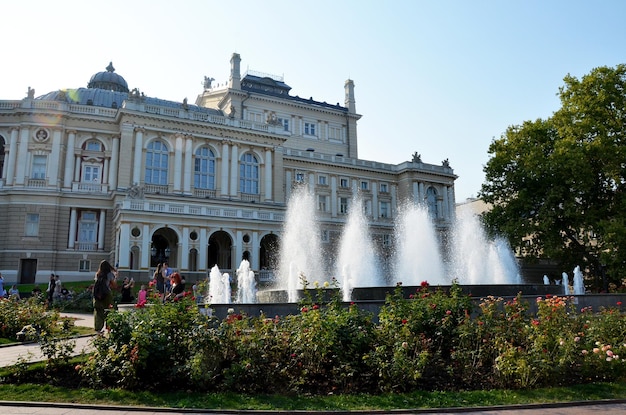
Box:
(480, 65), (626, 289)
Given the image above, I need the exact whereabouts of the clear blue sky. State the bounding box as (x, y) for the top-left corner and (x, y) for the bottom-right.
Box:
(2, 0), (625, 201)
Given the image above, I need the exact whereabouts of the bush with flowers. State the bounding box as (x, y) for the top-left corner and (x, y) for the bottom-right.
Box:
(71, 279), (626, 395)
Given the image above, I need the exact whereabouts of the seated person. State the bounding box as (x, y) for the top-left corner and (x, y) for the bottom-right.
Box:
(166, 272), (185, 301)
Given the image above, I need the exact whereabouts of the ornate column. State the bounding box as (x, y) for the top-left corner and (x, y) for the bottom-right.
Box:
(98, 210), (106, 250)
(199, 228), (208, 273)
(68, 208), (77, 249)
(63, 130), (76, 188)
(220, 141), (229, 196)
(118, 223), (131, 268)
(229, 143), (238, 196)
(141, 224), (151, 269)
(183, 135), (193, 194)
(109, 135), (120, 189)
(133, 128), (144, 185)
(330, 176), (338, 217)
(264, 147), (272, 201)
(181, 227), (190, 271)
(49, 129), (62, 187)
(14, 127), (30, 185)
(5, 127), (19, 185)
(251, 231), (259, 270)
(173, 133), (183, 192)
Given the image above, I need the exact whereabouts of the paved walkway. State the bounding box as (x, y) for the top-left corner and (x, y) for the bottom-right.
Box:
(0, 312), (96, 368)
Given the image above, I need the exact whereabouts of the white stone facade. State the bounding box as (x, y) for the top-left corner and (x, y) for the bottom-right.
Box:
(0, 54), (457, 284)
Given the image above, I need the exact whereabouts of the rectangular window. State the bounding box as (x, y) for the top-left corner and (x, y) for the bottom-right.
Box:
(318, 175), (327, 185)
(304, 122), (317, 136)
(278, 118), (290, 132)
(328, 126), (342, 141)
(340, 178), (349, 188)
(25, 213), (39, 236)
(317, 195), (327, 212)
(362, 199), (371, 216)
(380, 201), (390, 218)
(339, 197), (349, 214)
(379, 183), (388, 193)
(78, 211), (98, 245)
(248, 112), (263, 123)
(79, 260), (91, 272)
(86, 141), (101, 151)
(360, 181), (369, 191)
(31, 155), (47, 179)
(295, 172), (305, 183)
(83, 165), (101, 182)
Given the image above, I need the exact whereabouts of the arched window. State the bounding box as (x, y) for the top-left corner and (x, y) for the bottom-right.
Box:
(426, 186), (438, 219)
(194, 146), (216, 189)
(145, 140), (169, 185)
(239, 153), (259, 194)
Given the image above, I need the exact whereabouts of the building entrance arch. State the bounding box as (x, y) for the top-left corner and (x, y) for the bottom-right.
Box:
(208, 231), (233, 272)
(151, 228), (179, 269)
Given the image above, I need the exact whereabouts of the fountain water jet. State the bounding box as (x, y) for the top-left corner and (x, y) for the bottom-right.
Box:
(393, 204), (445, 285)
(336, 195), (383, 300)
(209, 265), (231, 304)
(449, 209), (521, 284)
(277, 186), (325, 302)
(573, 266), (585, 295)
(236, 259), (257, 303)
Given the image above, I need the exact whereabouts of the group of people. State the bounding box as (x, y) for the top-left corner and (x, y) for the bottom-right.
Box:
(92, 260), (187, 332)
(0, 273), (21, 300)
(47, 273), (72, 303)
(153, 262), (186, 302)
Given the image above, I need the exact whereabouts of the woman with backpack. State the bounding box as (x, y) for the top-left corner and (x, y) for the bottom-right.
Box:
(93, 260), (117, 332)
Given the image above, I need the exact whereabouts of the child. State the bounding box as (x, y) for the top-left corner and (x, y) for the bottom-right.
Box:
(137, 284), (147, 305)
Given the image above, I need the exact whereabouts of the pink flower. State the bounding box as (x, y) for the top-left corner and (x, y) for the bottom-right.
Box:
(301, 307), (308, 313)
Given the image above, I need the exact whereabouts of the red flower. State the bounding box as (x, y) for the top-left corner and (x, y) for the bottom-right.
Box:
(532, 319), (540, 326)
(312, 304), (320, 310)
(420, 281), (429, 288)
(401, 319), (408, 324)
(301, 307), (308, 313)
(618, 302), (622, 306)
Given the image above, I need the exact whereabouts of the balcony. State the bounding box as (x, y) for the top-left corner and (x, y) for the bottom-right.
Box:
(74, 242), (98, 251)
(72, 182), (109, 193)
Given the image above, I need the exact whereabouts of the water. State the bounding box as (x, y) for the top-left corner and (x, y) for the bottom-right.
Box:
(270, 188), (522, 302)
(236, 259), (257, 303)
(393, 204), (445, 285)
(448, 209), (521, 285)
(573, 265), (585, 295)
(336, 195), (383, 300)
(208, 265), (231, 304)
(543, 275), (550, 285)
(562, 272), (570, 295)
(277, 185), (325, 302)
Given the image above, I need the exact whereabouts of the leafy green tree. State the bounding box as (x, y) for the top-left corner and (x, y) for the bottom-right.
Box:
(481, 65), (626, 289)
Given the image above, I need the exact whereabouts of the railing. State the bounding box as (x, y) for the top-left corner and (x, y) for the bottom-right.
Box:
(73, 182), (109, 193)
(117, 199), (285, 222)
(26, 178), (47, 188)
(74, 242), (98, 251)
(258, 269), (276, 282)
(144, 184), (169, 194)
(194, 188), (216, 198)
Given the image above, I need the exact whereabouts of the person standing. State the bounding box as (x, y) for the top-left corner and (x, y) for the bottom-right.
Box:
(0, 273), (4, 298)
(93, 260), (117, 332)
(46, 273), (56, 305)
(154, 263), (165, 301)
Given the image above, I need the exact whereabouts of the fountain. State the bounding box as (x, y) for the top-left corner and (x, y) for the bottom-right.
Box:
(573, 266), (585, 295)
(236, 259), (257, 303)
(543, 275), (550, 285)
(276, 185), (325, 302)
(253, 187), (553, 304)
(562, 272), (571, 295)
(336, 195), (384, 301)
(208, 265), (231, 304)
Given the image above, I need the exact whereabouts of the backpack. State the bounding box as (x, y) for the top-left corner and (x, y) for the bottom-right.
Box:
(93, 273), (111, 300)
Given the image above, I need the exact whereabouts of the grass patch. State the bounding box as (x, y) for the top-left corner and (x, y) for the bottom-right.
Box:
(0, 381), (625, 411)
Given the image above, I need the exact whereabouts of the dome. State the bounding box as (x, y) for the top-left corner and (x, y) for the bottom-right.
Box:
(87, 62), (129, 93)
